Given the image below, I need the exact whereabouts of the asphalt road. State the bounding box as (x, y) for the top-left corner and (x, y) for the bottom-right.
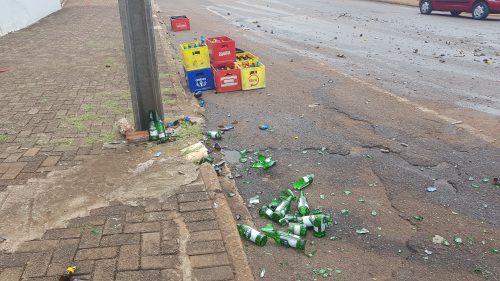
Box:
(157, 0), (499, 280)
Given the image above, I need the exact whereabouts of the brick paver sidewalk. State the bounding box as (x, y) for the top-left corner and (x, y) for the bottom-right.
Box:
(0, 0), (241, 280)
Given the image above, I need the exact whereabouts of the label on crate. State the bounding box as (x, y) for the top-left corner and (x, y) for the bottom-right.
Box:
(221, 75), (237, 87)
(196, 78), (208, 87)
(176, 23), (187, 28)
(248, 74), (260, 86)
(219, 50), (232, 57)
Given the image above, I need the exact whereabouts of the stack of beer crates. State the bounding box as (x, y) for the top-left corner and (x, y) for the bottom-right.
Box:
(180, 41), (214, 92)
(206, 36), (241, 93)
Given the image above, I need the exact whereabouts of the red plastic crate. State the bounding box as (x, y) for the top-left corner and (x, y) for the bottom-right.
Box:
(212, 63), (242, 93)
(170, 16), (190, 32)
(206, 36), (236, 64)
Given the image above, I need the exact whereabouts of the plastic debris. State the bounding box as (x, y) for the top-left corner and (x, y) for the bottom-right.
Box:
(426, 186), (437, 192)
(252, 154), (276, 169)
(320, 194), (325, 200)
(213, 160), (225, 175)
(424, 249), (433, 255)
(432, 235), (445, 244)
(292, 174), (314, 190)
(220, 125), (234, 131)
(59, 266), (76, 281)
(356, 228), (370, 235)
(340, 209), (350, 216)
(181, 142), (208, 163)
(260, 268), (266, 278)
(481, 178), (489, 183)
(259, 124), (269, 130)
(343, 190), (351, 195)
(468, 176), (475, 181)
(308, 103), (320, 108)
(454, 236), (463, 244)
(249, 195), (260, 205)
(329, 236), (338, 240)
(153, 151), (162, 157)
(471, 184), (480, 188)
(358, 198), (365, 203)
(371, 210), (377, 216)
(198, 99), (205, 107)
(214, 143), (222, 151)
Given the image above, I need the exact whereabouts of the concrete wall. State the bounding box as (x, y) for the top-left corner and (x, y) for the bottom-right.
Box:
(0, 0), (61, 36)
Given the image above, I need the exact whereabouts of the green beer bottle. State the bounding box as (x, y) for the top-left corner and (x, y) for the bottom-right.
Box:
(154, 111), (168, 143)
(261, 224), (306, 250)
(292, 174), (314, 190)
(237, 224), (267, 246)
(206, 130), (222, 140)
(259, 205), (274, 220)
(271, 190), (296, 222)
(148, 111), (159, 141)
(278, 214), (299, 226)
(300, 214), (333, 238)
(288, 222), (307, 237)
(268, 198), (280, 210)
(298, 191), (310, 216)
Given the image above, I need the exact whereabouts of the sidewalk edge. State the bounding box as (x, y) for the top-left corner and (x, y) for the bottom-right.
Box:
(200, 163), (256, 281)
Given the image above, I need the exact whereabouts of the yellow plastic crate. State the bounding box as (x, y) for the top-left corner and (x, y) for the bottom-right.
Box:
(180, 42), (210, 71)
(237, 59), (266, 90)
(236, 52), (259, 63)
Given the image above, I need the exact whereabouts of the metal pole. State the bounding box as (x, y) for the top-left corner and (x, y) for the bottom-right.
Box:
(118, 0), (163, 131)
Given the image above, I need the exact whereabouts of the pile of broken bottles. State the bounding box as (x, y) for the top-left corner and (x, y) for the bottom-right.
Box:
(237, 174), (334, 251)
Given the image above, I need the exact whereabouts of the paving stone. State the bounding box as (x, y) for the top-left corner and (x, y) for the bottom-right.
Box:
(41, 156), (60, 167)
(189, 253), (230, 269)
(193, 266), (234, 281)
(141, 255), (179, 269)
(51, 238), (79, 263)
(176, 191), (210, 203)
(161, 220), (179, 241)
(80, 225), (103, 248)
(182, 209), (216, 223)
(100, 233), (140, 247)
(23, 147), (40, 157)
(90, 205), (138, 216)
(103, 215), (125, 235)
(17, 240), (59, 252)
(187, 241), (226, 256)
(42, 228), (81, 240)
(186, 220), (219, 233)
(75, 247), (118, 260)
(125, 209), (145, 223)
(23, 252), (52, 278)
(124, 222), (161, 233)
(142, 232), (161, 256)
(115, 270), (161, 281)
(144, 211), (177, 222)
(160, 269), (183, 281)
(177, 183), (206, 194)
(0, 252), (31, 268)
(67, 215), (107, 227)
(0, 267), (24, 281)
(46, 260), (94, 276)
(117, 244), (140, 271)
(179, 201), (213, 213)
(161, 196), (178, 211)
(189, 230), (223, 242)
(93, 259), (116, 281)
(160, 239), (180, 255)
(3, 153), (24, 163)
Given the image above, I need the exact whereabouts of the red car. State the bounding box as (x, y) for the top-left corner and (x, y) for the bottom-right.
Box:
(419, 0), (500, 19)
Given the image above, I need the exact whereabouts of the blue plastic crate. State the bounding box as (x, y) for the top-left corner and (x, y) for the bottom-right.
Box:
(185, 67), (214, 92)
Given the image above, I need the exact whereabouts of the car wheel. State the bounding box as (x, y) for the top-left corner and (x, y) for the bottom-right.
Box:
(420, 0), (432, 14)
(472, 2), (489, 20)
(450, 11), (461, 16)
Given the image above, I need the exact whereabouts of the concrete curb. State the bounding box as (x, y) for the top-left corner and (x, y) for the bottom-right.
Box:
(200, 163), (255, 281)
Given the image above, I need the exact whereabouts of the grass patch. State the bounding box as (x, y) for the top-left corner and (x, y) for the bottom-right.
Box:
(82, 104), (96, 112)
(84, 135), (100, 144)
(49, 138), (73, 145)
(176, 122), (202, 139)
(100, 128), (119, 143)
(95, 90), (129, 98)
(64, 113), (98, 132)
(0, 134), (9, 143)
(102, 100), (128, 114)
